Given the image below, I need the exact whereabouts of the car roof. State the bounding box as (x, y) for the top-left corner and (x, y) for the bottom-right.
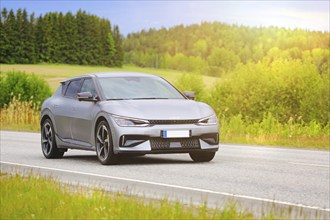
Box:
(62, 72), (158, 83)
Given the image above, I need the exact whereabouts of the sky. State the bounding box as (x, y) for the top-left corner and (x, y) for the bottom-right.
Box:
(1, 1), (329, 35)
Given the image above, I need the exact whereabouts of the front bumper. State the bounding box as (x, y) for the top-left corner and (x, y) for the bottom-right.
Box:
(107, 116), (219, 154)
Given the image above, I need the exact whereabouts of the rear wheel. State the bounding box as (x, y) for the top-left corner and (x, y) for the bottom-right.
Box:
(95, 121), (118, 165)
(189, 151), (215, 162)
(41, 119), (64, 159)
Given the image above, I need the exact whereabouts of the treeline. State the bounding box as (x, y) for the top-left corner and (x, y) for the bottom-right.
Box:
(0, 8), (123, 66)
(123, 22), (329, 76)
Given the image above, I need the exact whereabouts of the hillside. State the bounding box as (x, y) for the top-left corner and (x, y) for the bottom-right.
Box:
(123, 22), (329, 76)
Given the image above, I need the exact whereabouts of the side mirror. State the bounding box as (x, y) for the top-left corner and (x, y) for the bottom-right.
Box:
(183, 91), (195, 100)
(77, 92), (98, 102)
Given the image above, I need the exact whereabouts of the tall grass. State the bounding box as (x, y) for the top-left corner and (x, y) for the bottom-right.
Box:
(0, 95), (40, 131)
(220, 113), (330, 149)
(1, 173), (256, 219)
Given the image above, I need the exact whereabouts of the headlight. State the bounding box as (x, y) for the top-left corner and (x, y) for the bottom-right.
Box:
(197, 115), (218, 126)
(111, 115), (150, 127)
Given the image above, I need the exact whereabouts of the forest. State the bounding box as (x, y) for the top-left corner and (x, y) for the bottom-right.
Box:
(123, 22), (329, 76)
(0, 8), (123, 66)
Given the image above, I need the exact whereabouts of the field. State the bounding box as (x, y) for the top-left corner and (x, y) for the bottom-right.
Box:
(0, 63), (218, 91)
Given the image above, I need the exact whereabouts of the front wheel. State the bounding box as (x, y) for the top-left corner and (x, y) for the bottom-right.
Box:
(95, 121), (118, 165)
(189, 151), (216, 162)
(41, 119), (64, 159)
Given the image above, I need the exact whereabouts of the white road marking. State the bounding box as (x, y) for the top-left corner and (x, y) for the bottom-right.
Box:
(1, 161), (329, 212)
(288, 162), (330, 168)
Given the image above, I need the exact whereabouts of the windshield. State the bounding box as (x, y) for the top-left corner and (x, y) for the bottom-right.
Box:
(98, 76), (185, 100)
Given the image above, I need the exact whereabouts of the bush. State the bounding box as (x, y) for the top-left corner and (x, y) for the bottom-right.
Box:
(210, 60), (329, 125)
(174, 73), (205, 100)
(0, 71), (52, 108)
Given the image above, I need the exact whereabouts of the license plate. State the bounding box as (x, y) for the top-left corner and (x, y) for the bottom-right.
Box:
(162, 130), (190, 138)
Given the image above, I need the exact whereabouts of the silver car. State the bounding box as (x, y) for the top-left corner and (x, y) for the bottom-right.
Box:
(40, 72), (219, 165)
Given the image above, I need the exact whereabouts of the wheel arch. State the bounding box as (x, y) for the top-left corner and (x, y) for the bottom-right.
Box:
(93, 114), (116, 152)
(40, 109), (56, 130)
(93, 115), (109, 144)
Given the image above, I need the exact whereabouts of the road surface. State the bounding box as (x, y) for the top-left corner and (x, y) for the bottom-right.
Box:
(1, 130), (329, 218)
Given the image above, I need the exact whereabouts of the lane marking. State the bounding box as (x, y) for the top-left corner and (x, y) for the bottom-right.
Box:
(288, 162), (330, 168)
(1, 161), (329, 212)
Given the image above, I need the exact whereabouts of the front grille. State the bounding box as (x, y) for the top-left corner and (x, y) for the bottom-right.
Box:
(150, 137), (200, 150)
(149, 119), (199, 125)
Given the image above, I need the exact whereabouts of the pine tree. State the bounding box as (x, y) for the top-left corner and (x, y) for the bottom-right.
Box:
(0, 8), (9, 63)
(1, 8), (124, 66)
(5, 9), (17, 63)
(63, 12), (78, 64)
(112, 25), (123, 67)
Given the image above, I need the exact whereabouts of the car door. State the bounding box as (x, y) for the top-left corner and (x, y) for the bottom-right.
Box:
(71, 78), (99, 145)
(52, 78), (83, 140)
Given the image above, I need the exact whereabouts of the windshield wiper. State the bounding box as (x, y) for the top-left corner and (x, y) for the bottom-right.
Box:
(131, 98), (169, 100)
(107, 98), (127, 100)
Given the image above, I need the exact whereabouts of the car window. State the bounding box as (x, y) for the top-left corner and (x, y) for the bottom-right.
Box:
(65, 79), (82, 98)
(80, 78), (97, 96)
(98, 77), (185, 100)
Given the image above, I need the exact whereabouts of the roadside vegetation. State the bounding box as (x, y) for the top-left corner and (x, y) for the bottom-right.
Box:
(0, 67), (329, 149)
(1, 172), (315, 220)
(0, 173), (253, 219)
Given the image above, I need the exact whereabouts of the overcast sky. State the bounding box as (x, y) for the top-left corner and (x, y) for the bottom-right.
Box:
(1, 1), (329, 35)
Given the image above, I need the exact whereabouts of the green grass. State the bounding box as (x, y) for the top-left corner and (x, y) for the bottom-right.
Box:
(1, 173), (257, 219)
(0, 63), (218, 91)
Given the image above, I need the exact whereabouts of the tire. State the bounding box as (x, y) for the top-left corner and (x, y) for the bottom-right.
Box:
(41, 119), (64, 159)
(189, 151), (216, 162)
(95, 120), (118, 165)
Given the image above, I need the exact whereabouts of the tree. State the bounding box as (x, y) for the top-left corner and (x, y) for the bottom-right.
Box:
(112, 25), (123, 67)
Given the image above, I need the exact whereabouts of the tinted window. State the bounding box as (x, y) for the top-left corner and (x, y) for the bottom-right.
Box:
(61, 82), (68, 95)
(65, 79), (82, 98)
(80, 78), (97, 96)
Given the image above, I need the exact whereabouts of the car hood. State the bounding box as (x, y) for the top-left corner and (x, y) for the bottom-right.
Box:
(100, 99), (215, 120)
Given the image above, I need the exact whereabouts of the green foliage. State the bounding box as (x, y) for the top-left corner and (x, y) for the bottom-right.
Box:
(206, 47), (240, 76)
(174, 73), (206, 100)
(0, 8), (124, 66)
(220, 112), (329, 149)
(123, 22), (329, 74)
(211, 60), (329, 125)
(0, 71), (52, 107)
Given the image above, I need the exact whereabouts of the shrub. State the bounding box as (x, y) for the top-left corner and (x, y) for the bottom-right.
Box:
(0, 71), (52, 108)
(210, 60), (329, 125)
(174, 73), (205, 100)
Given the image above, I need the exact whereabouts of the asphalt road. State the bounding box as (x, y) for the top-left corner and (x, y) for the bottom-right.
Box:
(1, 130), (329, 218)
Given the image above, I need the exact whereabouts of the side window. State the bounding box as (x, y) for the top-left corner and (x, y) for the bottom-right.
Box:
(80, 78), (97, 96)
(65, 79), (82, 98)
(61, 82), (68, 95)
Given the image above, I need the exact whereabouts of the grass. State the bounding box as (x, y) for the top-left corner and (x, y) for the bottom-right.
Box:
(0, 95), (40, 132)
(0, 63), (218, 91)
(0, 173), (257, 219)
(219, 114), (330, 150)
